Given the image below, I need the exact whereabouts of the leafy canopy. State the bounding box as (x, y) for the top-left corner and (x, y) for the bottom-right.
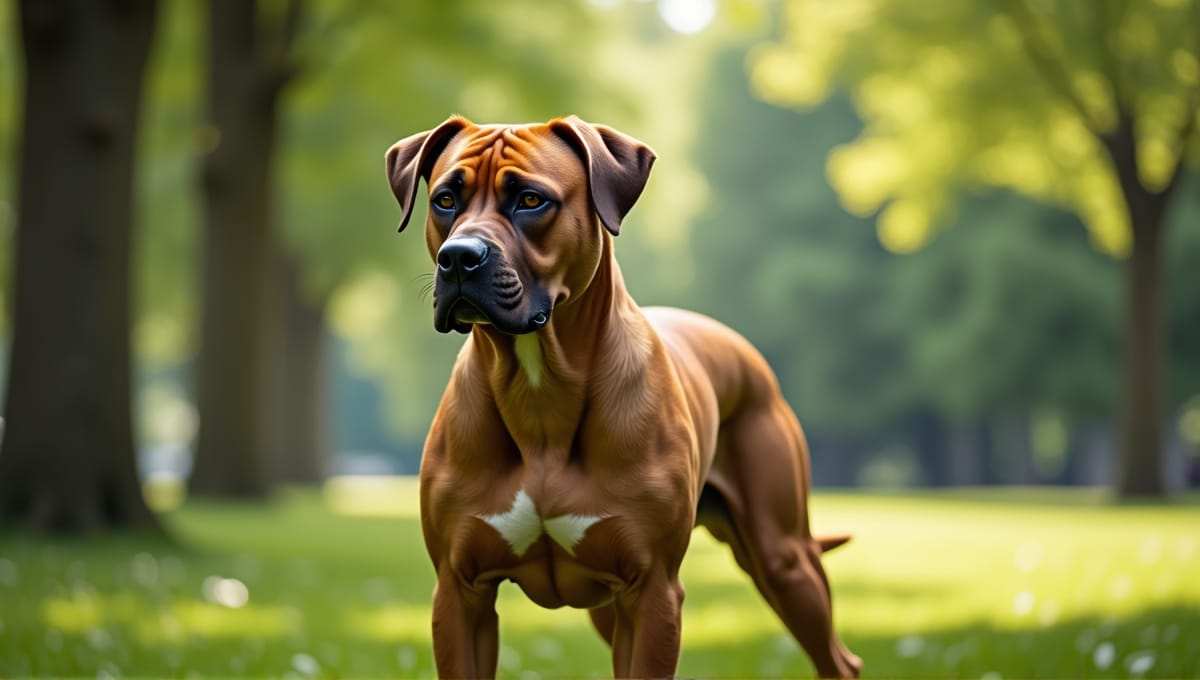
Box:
(750, 0), (1200, 255)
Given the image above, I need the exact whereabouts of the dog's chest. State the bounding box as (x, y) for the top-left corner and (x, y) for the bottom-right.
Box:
(478, 488), (605, 558)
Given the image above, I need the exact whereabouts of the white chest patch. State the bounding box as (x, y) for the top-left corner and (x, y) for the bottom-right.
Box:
(480, 489), (604, 557)
(513, 334), (543, 388)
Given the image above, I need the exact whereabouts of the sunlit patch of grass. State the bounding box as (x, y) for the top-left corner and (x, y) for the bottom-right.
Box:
(0, 486), (1197, 677)
(343, 603), (430, 642)
(322, 475), (421, 518)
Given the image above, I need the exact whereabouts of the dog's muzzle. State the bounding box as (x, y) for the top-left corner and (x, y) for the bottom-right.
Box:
(433, 236), (551, 335)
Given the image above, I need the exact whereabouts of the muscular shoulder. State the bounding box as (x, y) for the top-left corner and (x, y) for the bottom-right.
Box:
(641, 305), (780, 412)
(642, 307), (758, 359)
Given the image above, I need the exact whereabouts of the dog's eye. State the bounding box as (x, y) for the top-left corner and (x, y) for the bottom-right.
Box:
(433, 192), (455, 210)
(517, 192), (544, 210)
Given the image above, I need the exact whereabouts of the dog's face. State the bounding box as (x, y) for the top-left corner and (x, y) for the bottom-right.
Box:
(386, 116), (655, 334)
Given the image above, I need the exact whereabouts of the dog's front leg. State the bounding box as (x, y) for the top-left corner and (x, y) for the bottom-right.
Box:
(611, 569), (685, 678)
(431, 569), (499, 679)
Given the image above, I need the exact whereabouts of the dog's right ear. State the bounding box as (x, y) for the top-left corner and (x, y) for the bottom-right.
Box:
(385, 116), (470, 232)
(550, 116), (655, 237)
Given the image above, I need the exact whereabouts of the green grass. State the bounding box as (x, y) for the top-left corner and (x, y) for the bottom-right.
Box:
(2, 482), (1199, 678)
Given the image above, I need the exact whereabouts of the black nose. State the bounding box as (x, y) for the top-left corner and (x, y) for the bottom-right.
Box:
(437, 237), (490, 275)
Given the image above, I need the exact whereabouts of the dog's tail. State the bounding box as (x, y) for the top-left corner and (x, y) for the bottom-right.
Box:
(815, 534), (852, 553)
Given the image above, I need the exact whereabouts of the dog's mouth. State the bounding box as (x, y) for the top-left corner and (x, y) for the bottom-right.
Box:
(434, 288), (551, 335)
(447, 298), (490, 333)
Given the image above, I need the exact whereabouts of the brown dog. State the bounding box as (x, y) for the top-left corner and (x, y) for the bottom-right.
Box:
(385, 116), (861, 679)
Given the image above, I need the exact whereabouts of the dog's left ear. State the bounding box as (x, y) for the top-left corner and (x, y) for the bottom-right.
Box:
(551, 116), (656, 236)
(385, 116), (470, 232)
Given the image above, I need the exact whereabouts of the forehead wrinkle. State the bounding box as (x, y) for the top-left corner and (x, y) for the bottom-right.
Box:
(460, 128), (504, 157)
(498, 128), (546, 165)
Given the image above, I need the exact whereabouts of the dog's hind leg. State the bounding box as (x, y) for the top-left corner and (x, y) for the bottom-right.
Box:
(702, 402), (861, 679)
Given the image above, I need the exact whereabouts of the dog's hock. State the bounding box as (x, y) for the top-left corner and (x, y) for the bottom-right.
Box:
(479, 488), (605, 557)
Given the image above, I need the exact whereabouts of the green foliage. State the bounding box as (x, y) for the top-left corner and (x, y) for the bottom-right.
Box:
(5, 0), (1198, 471)
(885, 195), (1122, 421)
(1, 486), (1198, 676)
(751, 0), (1199, 255)
(687, 48), (908, 434)
(687, 45), (1141, 445)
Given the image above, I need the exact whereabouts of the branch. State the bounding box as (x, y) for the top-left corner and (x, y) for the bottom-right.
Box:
(995, 0), (1106, 133)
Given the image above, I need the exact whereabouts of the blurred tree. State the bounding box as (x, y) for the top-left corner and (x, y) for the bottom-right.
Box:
(269, 247), (329, 484)
(189, 0), (635, 487)
(690, 43), (1133, 488)
(189, 0), (305, 497)
(0, 0), (160, 530)
(752, 0), (1200, 497)
(882, 195), (1123, 485)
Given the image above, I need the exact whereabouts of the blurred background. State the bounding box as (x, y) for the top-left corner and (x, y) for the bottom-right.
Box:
(4, 0), (1195, 513)
(3, 0), (1200, 506)
(1, 0), (1198, 677)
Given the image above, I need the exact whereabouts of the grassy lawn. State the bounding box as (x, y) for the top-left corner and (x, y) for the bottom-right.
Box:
(1, 481), (1198, 678)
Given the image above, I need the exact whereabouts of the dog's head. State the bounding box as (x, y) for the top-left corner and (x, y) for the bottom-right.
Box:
(385, 116), (655, 334)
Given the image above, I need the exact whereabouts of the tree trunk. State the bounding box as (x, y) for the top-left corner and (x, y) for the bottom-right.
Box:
(1106, 115), (1173, 498)
(269, 249), (330, 485)
(1116, 213), (1167, 496)
(0, 0), (160, 532)
(189, 0), (298, 497)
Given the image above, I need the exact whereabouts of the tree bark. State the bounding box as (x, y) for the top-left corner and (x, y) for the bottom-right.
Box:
(189, 0), (299, 497)
(1105, 115), (1173, 498)
(1115, 206), (1167, 497)
(269, 249), (330, 485)
(0, 0), (160, 532)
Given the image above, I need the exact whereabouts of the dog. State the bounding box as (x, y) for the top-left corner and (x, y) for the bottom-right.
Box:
(385, 115), (861, 678)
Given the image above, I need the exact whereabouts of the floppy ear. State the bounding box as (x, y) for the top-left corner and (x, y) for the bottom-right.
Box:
(550, 116), (656, 236)
(385, 116), (470, 232)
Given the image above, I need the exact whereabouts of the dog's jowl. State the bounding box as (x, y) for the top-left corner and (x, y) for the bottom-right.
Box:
(385, 116), (861, 679)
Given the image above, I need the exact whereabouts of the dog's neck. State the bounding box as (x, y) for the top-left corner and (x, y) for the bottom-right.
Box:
(468, 235), (655, 453)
